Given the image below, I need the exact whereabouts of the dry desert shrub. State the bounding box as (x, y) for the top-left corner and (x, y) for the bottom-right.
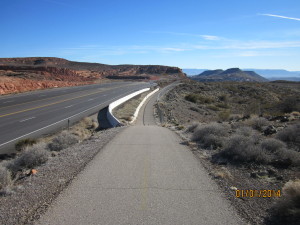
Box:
(7, 143), (49, 174)
(0, 165), (13, 193)
(191, 123), (228, 149)
(48, 131), (79, 151)
(268, 180), (300, 225)
(219, 135), (270, 164)
(186, 122), (199, 133)
(260, 138), (300, 168)
(235, 126), (257, 137)
(260, 138), (287, 153)
(276, 123), (300, 151)
(248, 117), (270, 131)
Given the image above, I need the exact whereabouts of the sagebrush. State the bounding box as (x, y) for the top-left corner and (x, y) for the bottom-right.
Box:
(268, 180), (300, 225)
(48, 131), (79, 151)
(7, 143), (49, 175)
(191, 123), (228, 149)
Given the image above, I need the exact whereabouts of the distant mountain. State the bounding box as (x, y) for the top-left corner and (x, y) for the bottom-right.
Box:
(190, 68), (268, 82)
(184, 68), (300, 81)
(244, 69), (300, 78)
(268, 77), (300, 82)
(183, 69), (207, 76)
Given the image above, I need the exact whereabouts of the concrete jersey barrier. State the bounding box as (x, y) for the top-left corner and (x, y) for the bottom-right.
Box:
(129, 88), (159, 124)
(107, 88), (150, 127)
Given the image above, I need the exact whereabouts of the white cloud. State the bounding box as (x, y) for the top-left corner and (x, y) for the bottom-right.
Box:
(193, 40), (300, 50)
(159, 47), (188, 52)
(145, 31), (221, 41)
(260, 14), (300, 21)
(200, 35), (220, 40)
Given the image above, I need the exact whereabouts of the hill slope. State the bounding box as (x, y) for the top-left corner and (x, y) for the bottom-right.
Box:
(0, 57), (185, 94)
(191, 68), (268, 82)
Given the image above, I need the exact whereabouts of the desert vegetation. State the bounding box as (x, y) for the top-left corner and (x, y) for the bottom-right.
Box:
(0, 117), (98, 195)
(159, 80), (300, 224)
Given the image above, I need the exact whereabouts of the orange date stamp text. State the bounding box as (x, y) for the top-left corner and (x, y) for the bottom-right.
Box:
(235, 189), (281, 198)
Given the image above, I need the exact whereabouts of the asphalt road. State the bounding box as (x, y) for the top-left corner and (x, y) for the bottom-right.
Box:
(36, 90), (244, 225)
(0, 82), (152, 154)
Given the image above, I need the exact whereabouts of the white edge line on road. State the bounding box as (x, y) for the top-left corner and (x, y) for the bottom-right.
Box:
(0, 87), (148, 148)
(64, 105), (74, 108)
(19, 117), (36, 123)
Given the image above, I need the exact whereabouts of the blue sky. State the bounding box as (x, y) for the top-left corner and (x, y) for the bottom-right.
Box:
(1, 0), (300, 70)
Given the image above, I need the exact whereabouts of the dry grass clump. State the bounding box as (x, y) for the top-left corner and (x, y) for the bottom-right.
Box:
(219, 135), (269, 164)
(268, 180), (300, 225)
(0, 165), (13, 193)
(70, 117), (98, 140)
(15, 138), (37, 152)
(7, 143), (49, 175)
(276, 123), (300, 151)
(211, 166), (233, 180)
(48, 131), (79, 151)
(191, 123), (228, 149)
(218, 110), (231, 121)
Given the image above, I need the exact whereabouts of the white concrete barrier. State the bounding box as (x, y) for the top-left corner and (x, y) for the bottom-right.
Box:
(107, 88), (150, 127)
(130, 88), (159, 124)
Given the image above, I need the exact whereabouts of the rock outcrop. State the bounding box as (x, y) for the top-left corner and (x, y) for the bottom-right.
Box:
(0, 76), (91, 95)
(0, 57), (186, 95)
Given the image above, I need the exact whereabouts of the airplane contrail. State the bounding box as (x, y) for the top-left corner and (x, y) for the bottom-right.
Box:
(260, 14), (300, 21)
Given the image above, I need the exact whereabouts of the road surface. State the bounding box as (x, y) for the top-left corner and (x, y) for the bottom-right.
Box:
(0, 82), (152, 154)
(36, 90), (244, 225)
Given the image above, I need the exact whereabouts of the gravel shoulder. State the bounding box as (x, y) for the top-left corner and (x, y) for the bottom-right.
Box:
(0, 127), (124, 225)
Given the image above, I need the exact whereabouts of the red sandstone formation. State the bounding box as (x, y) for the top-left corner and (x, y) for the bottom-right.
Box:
(0, 76), (91, 95)
(0, 57), (186, 95)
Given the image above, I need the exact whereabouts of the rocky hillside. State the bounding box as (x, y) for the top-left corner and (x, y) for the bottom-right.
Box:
(191, 68), (268, 82)
(0, 57), (185, 94)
